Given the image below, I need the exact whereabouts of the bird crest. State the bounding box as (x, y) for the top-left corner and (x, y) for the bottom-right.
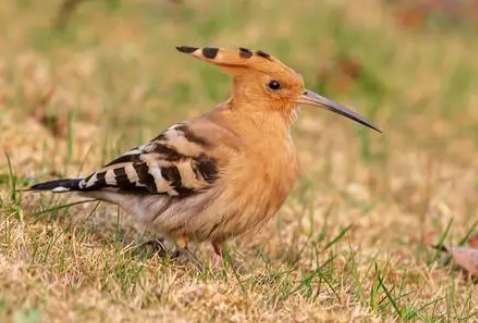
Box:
(176, 45), (307, 119)
(176, 46), (296, 75)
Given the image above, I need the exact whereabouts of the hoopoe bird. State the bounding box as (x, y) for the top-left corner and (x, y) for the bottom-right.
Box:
(31, 46), (380, 265)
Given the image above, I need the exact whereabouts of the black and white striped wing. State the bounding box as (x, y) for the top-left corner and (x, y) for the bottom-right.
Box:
(78, 123), (218, 197)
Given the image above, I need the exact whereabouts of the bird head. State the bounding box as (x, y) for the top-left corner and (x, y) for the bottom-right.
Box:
(176, 46), (381, 132)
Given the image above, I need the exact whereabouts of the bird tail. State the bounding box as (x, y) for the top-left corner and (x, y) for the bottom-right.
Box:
(30, 178), (82, 193)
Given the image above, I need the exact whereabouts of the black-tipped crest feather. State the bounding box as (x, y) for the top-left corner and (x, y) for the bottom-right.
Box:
(176, 46), (198, 54)
(239, 47), (253, 58)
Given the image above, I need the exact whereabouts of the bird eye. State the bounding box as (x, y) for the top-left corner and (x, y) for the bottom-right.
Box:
(268, 80), (281, 91)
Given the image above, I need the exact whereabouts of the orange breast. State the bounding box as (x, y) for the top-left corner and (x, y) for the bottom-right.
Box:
(210, 118), (299, 241)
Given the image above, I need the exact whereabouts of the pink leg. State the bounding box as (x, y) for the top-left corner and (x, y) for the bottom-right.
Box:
(211, 241), (224, 268)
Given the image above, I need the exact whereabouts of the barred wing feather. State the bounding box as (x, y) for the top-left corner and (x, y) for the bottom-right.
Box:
(78, 123), (219, 197)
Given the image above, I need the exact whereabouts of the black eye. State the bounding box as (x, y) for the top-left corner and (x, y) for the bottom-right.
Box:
(268, 80), (281, 91)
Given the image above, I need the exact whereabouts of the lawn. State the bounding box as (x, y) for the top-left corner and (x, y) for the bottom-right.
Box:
(1, 0), (478, 322)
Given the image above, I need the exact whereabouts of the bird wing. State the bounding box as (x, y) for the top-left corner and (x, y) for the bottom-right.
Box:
(78, 123), (220, 197)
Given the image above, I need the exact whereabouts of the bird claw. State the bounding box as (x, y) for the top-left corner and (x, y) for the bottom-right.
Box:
(138, 238), (168, 257)
(137, 239), (204, 271)
(179, 248), (205, 272)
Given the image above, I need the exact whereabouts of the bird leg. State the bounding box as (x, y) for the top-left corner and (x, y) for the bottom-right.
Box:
(211, 241), (224, 268)
(177, 234), (189, 250)
(176, 235), (204, 272)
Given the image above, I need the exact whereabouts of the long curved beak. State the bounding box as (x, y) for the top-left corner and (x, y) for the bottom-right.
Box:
(296, 90), (382, 133)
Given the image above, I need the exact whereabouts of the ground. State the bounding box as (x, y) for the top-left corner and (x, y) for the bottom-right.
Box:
(1, 0), (478, 322)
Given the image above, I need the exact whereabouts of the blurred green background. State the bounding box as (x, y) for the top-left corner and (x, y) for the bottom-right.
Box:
(2, 0), (478, 267)
(2, 0), (477, 159)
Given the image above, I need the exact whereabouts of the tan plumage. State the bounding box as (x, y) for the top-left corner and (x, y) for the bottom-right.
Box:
(31, 46), (380, 263)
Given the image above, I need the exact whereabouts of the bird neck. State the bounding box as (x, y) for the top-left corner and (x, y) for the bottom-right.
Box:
(214, 98), (297, 146)
(228, 100), (298, 131)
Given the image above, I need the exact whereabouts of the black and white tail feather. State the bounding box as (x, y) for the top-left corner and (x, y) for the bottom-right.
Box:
(30, 178), (82, 193)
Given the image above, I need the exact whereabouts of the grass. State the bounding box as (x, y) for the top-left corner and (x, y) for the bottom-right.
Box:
(1, 0), (478, 321)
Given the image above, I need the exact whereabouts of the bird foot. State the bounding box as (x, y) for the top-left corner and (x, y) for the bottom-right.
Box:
(138, 238), (181, 259)
(209, 243), (244, 273)
(211, 252), (224, 268)
(138, 239), (203, 270)
(138, 238), (169, 257)
(179, 248), (205, 272)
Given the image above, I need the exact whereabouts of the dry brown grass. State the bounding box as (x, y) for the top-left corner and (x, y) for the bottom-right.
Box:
(1, 0), (478, 322)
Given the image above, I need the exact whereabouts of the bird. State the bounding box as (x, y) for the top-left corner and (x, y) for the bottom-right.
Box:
(30, 46), (380, 266)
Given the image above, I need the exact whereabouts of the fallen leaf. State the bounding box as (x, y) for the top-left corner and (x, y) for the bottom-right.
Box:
(439, 246), (478, 276)
(468, 232), (478, 248)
